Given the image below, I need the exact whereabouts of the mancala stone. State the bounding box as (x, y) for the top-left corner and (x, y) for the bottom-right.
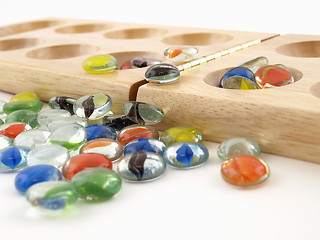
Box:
(163, 141), (209, 168)
(160, 126), (203, 147)
(124, 137), (165, 156)
(85, 124), (117, 141)
(0, 122), (31, 139)
(237, 56), (268, 73)
(255, 64), (294, 88)
(48, 96), (76, 115)
(47, 115), (88, 132)
(73, 93), (112, 120)
(145, 63), (180, 84)
(3, 100), (43, 115)
(71, 167), (122, 200)
(118, 124), (159, 146)
(164, 46), (198, 63)
(102, 114), (136, 131)
(37, 109), (71, 127)
(219, 76), (259, 90)
(0, 146), (31, 172)
(82, 54), (117, 73)
(15, 165), (62, 193)
(219, 67), (256, 89)
(5, 109), (39, 128)
(117, 152), (166, 182)
(130, 57), (161, 68)
(9, 92), (39, 102)
(14, 129), (51, 148)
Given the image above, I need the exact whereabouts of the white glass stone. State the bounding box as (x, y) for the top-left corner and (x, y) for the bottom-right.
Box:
(47, 115), (87, 132)
(37, 109), (71, 127)
(14, 129), (51, 148)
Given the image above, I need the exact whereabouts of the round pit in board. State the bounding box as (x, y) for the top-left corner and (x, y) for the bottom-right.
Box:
(0, 38), (43, 51)
(55, 23), (112, 34)
(104, 28), (168, 39)
(276, 41), (320, 58)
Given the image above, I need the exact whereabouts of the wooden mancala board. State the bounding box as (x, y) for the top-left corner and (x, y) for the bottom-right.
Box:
(0, 18), (319, 163)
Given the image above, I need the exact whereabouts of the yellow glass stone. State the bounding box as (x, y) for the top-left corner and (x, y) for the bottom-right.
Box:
(9, 92), (39, 103)
(240, 78), (257, 90)
(82, 54), (117, 73)
(160, 126), (203, 146)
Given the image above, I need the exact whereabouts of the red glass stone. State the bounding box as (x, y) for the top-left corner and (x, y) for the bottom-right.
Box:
(221, 155), (270, 187)
(0, 123), (29, 139)
(255, 65), (294, 88)
(62, 153), (112, 180)
(118, 125), (159, 146)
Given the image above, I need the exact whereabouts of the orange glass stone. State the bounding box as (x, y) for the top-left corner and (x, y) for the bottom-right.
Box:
(118, 125), (159, 146)
(221, 155), (270, 187)
(0, 122), (30, 139)
(62, 153), (112, 180)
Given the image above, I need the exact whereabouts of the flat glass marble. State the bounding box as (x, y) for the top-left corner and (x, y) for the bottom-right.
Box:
(46, 123), (87, 151)
(71, 167), (122, 200)
(80, 138), (123, 161)
(117, 152), (166, 182)
(47, 115), (88, 132)
(9, 92), (39, 102)
(217, 138), (261, 161)
(164, 46), (198, 63)
(5, 109), (39, 128)
(0, 146), (30, 172)
(219, 67), (256, 89)
(131, 57), (161, 68)
(237, 56), (268, 73)
(163, 141), (209, 168)
(48, 96), (76, 115)
(26, 181), (78, 210)
(118, 124), (159, 146)
(74, 93), (112, 120)
(14, 129), (51, 148)
(0, 122), (31, 139)
(62, 153), (112, 180)
(0, 135), (12, 150)
(124, 137), (165, 156)
(102, 114), (136, 131)
(27, 145), (70, 168)
(15, 165), (62, 193)
(3, 100), (42, 115)
(37, 109), (71, 127)
(160, 126), (203, 147)
(221, 155), (270, 187)
(123, 101), (164, 125)
(85, 124), (117, 141)
(145, 63), (180, 84)
(255, 65), (294, 88)
(82, 54), (117, 73)
(220, 76), (259, 90)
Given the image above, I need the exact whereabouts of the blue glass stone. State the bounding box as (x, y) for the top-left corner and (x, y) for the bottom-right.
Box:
(0, 146), (30, 172)
(124, 137), (165, 156)
(219, 67), (256, 88)
(85, 124), (117, 141)
(14, 165), (62, 193)
(163, 141), (209, 168)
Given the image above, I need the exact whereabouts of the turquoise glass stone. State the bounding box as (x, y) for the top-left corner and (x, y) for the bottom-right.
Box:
(217, 137), (261, 161)
(5, 109), (39, 128)
(26, 181), (78, 210)
(3, 100), (42, 115)
(74, 93), (112, 120)
(0, 135), (12, 150)
(15, 165), (62, 193)
(117, 152), (166, 182)
(123, 101), (164, 125)
(14, 129), (51, 148)
(0, 146), (31, 172)
(124, 137), (165, 156)
(48, 96), (76, 115)
(163, 141), (209, 168)
(37, 109), (71, 127)
(71, 167), (122, 200)
(237, 56), (268, 73)
(145, 63), (180, 84)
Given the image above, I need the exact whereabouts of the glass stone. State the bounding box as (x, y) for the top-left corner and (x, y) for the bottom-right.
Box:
(123, 101), (164, 125)
(71, 167), (122, 200)
(37, 109), (71, 127)
(120, 59), (132, 70)
(219, 67), (255, 89)
(74, 93), (112, 120)
(15, 165), (62, 193)
(0, 135), (12, 150)
(85, 124), (117, 141)
(26, 181), (78, 210)
(3, 100), (43, 115)
(0, 100), (7, 117)
(62, 153), (112, 180)
(102, 114), (136, 131)
(14, 129), (51, 148)
(160, 126), (203, 147)
(163, 141), (209, 168)
(255, 65), (294, 88)
(130, 57), (161, 68)
(221, 155), (270, 187)
(27, 145), (70, 168)
(217, 137), (261, 161)
(164, 46), (198, 63)
(118, 124), (159, 146)
(46, 123), (87, 151)
(0, 146), (30, 172)
(220, 76), (259, 90)
(9, 92), (39, 102)
(82, 54), (117, 73)
(145, 63), (180, 84)
(48, 96), (76, 115)
(5, 109), (39, 128)
(0, 122), (31, 139)
(124, 137), (165, 156)
(80, 138), (123, 161)
(117, 152), (166, 182)
(47, 115), (88, 132)
(237, 56), (268, 73)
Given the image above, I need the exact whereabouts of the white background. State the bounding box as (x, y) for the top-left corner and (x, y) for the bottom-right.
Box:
(0, 1), (319, 240)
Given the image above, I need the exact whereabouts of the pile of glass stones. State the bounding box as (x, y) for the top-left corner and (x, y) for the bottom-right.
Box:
(0, 92), (210, 211)
(218, 56), (295, 89)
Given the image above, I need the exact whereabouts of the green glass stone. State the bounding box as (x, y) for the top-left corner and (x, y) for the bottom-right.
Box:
(71, 167), (122, 201)
(26, 181), (78, 210)
(145, 63), (180, 84)
(5, 109), (39, 128)
(217, 137), (261, 161)
(3, 100), (42, 115)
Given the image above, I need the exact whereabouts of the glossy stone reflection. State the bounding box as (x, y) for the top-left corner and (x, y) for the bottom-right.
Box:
(131, 57), (161, 68)
(145, 63), (180, 84)
(255, 65), (294, 88)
